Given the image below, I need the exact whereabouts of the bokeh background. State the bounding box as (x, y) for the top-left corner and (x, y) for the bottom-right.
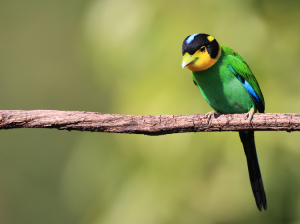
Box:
(0, 0), (300, 223)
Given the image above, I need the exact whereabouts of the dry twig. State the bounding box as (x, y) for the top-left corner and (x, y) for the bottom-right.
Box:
(0, 110), (297, 135)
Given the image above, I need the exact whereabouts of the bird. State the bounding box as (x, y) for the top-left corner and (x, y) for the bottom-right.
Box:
(181, 33), (266, 211)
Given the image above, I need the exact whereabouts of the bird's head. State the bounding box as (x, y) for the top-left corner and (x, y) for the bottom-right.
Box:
(181, 33), (222, 72)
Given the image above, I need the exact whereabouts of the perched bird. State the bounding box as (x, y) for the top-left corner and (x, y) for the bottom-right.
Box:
(181, 33), (266, 211)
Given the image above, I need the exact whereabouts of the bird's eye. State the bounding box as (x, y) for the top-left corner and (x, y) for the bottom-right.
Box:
(200, 46), (206, 52)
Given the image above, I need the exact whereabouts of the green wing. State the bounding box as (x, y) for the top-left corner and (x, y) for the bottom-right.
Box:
(222, 46), (265, 113)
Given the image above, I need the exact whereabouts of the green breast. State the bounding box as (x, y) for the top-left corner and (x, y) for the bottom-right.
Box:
(192, 51), (255, 114)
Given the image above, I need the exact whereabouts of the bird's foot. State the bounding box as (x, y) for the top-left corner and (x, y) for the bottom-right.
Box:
(245, 108), (255, 122)
(205, 111), (217, 123)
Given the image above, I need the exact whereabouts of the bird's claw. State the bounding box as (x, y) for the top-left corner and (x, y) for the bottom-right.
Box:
(245, 108), (255, 122)
(205, 111), (216, 122)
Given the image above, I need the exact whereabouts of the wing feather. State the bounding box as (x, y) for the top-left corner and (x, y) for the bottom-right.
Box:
(223, 47), (265, 113)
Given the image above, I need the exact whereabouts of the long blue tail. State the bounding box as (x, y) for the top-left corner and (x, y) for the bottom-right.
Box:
(239, 131), (267, 211)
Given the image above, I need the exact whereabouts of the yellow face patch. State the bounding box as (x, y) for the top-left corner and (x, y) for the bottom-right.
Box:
(182, 45), (222, 72)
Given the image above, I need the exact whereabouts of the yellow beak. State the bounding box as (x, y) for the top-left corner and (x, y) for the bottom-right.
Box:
(181, 55), (198, 68)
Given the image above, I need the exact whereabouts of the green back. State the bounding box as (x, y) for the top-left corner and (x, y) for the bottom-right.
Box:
(221, 45), (265, 112)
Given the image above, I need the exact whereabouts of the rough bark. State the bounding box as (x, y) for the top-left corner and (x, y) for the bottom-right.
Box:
(0, 110), (297, 135)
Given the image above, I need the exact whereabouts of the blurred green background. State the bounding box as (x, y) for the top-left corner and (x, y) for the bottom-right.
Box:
(0, 0), (300, 223)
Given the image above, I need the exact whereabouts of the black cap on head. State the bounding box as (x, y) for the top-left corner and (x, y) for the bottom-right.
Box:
(182, 33), (220, 59)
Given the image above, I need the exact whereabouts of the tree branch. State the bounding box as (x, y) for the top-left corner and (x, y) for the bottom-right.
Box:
(0, 110), (298, 135)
